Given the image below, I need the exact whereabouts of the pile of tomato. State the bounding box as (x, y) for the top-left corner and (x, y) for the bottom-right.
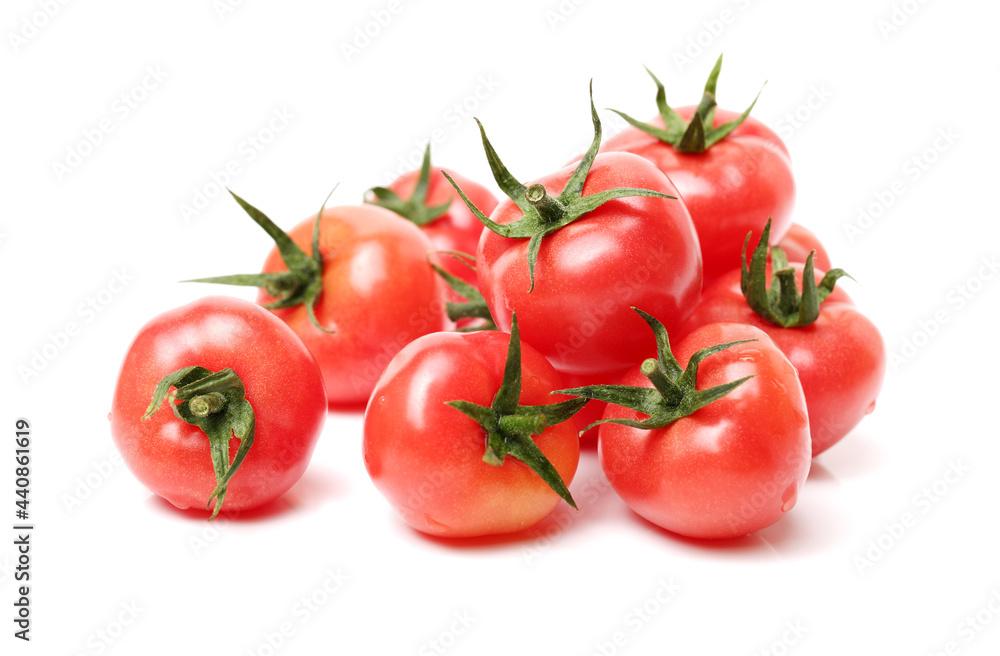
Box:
(110, 57), (885, 539)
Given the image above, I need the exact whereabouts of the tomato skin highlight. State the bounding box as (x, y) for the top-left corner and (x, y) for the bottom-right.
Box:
(602, 106), (795, 285)
(597, 323), (811, 540)
(678, 266), (886, 456)
(383, 167), (497, 285)
(363, 330), (580, 538)
(110, 296), (327, 515)
(257, 204), (449, 406)
(477, 152), (702, 375)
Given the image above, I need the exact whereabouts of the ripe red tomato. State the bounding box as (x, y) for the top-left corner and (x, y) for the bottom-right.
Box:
(363, 327), (581, 538)
(476, 151), (701, 375)
(677, 221), (884, 457)
(594, 322), (811, 539)
(777, 222), (832, 271)
(110, 296), (326, 517)
(602, 60), (795, 285)
(678, 263), (884, 457)
(196, 193), (450, 407)
(367, 146), (498, 286)
(445, 87), (701, 376)
(258, 204), (449, 405)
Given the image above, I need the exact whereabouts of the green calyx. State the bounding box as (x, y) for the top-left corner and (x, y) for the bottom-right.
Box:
(608, 54), (763, 154)
(366, 144), (452, 226)
(428, 251), (497, 331)
(442, 81), (676, 292)
(445, 314), (587, 508)
(143, 366), (255, 520)
(741, 218), (851, 328)
(186, 188), (337, 333)
(555, 308), (754, 432)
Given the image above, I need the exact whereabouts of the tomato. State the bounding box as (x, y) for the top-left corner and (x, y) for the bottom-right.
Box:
(449, 88), (701, 376)
(677, 225), (885, 456)
(363, 321), (582, 538)
(196, 193), (449, 407)
(564, 318), (811, 540)
(602, 58), (795, 285)
(777, 222), (832, 271)
(110, 296), (326, 517)
(367, 145), (498, 286)
(477, 151), (700, 375)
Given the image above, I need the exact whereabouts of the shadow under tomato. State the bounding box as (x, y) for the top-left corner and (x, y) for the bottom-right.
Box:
(278, 465), (346, 512)
(404, 485), (609, 551)
(406, 522), (553, 551)
(146, 495), (291, 522)
(631, 513), (781, 558)
(625, 497), (844, 560)
(807, 461), (838, 484)
(144, 466), (346, 523)
(814, 429), (885, 481)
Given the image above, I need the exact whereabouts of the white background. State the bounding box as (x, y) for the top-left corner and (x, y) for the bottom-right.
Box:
(3, 0), (999, 654)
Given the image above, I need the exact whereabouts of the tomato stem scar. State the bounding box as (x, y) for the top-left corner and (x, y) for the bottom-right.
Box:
(189, 392), (226, 417)
(524, 184), (565, 224)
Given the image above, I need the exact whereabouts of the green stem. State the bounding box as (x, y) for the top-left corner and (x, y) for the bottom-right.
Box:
(143, 366), (256, 520)
(608, 55), (764, 154)
(524, 184), (565, 224)
(640, 359), (683, 406)
(553, 308), (754, 432)
(775, 268), (799, 317)
(741, 219), (851, 328)
(446, 301), (490, 321)
(442, 83), (674, 293)
(189, 392), (226, 417)
(498, 414), (547, 436)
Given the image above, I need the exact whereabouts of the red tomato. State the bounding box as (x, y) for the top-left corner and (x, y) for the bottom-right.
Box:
(371, 159), (497, 286)
(678, 265), (885, 456)
(110, 296), (326, 516)
(603, 106), (793, 285)
(363, 329), (580, 538)
(597, 322), (811, 539)
(478, 152), (701, 375)
(255, 204), (449, 406)
(777, 222), (832, 271)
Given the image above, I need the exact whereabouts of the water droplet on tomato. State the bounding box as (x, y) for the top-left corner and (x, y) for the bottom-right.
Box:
(865, 400), (876, 415)
(780, 482), (798, 513)
(107, 413), (112, 421)
(737, 348), (763, 363)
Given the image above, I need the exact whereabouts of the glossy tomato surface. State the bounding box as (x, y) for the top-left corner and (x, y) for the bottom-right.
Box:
(678, 266), (885, 456)
(598, 323), (811, 539)
(259, 204), (449, 406)
(110, 296), (327, 515)
(478, 152), (702, 376)
(363, 330), (580, 538)
(383, 167), (497, 285)
(602, 107), (795, 285)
